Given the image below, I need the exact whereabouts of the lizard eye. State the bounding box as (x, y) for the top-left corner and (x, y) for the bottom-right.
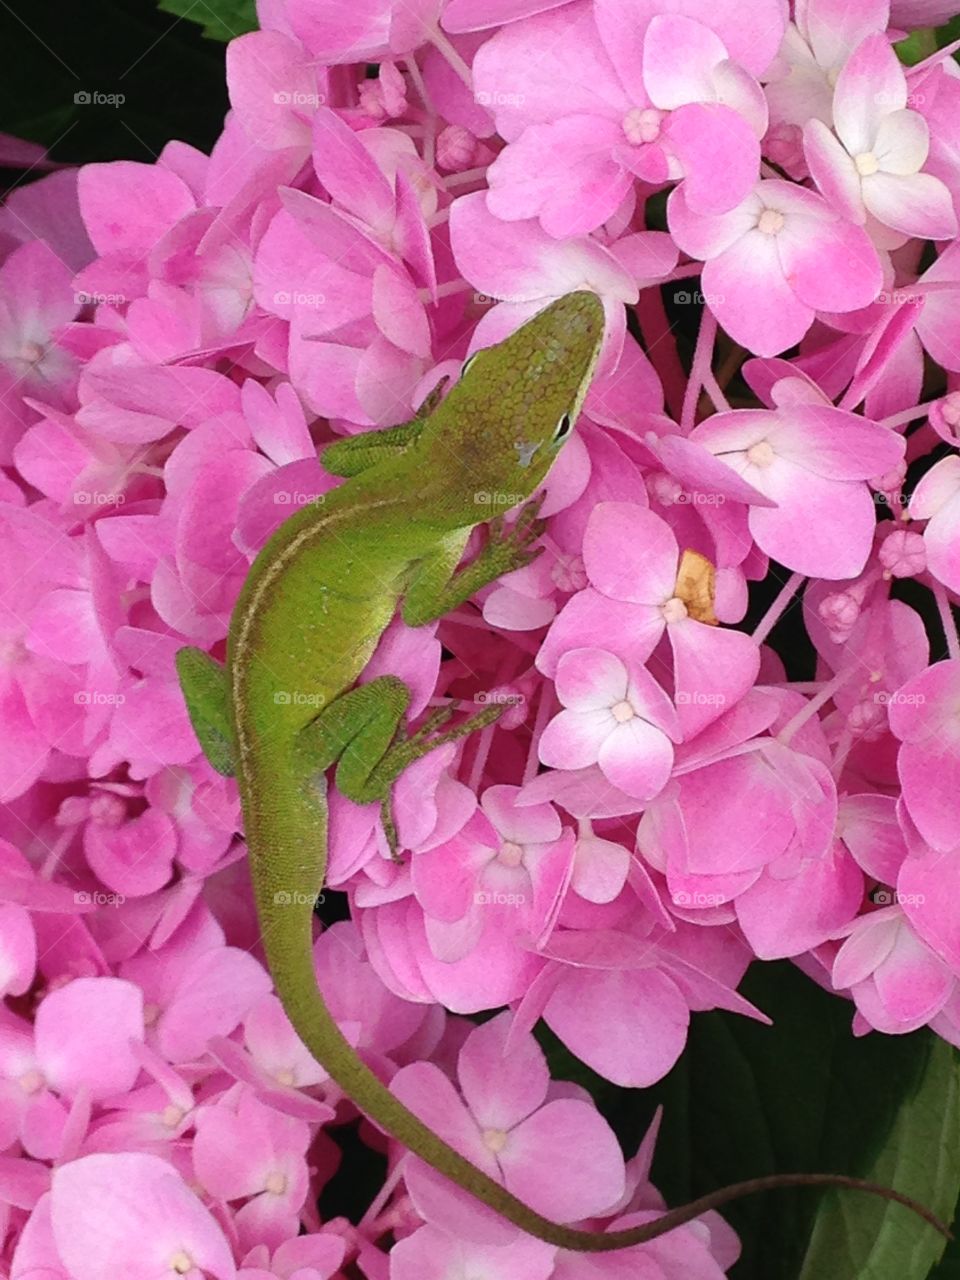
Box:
(553, 413), (573, 442)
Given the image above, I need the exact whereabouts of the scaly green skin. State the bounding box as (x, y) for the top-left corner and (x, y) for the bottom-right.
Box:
(177, 293), (948, 1252)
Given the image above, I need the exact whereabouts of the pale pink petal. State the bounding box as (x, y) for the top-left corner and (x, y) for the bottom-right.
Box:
(539, 707), (615, 770)
(874, 109), (929, 174)
(666, 185), (761, 260)
(395, 1225), (555, 1280)
(0, 904), (35, 997)
(804, 119), (865, 223)
(51, 1154), (236, 1280)
(598, 718), (674, 800)
(833, 35), (905, 156)
(703, 232), (814, 357)
(776, 207), (882, 313)
(77, 162), (195, 256)
(863, 171), (958, 239)
(35, 977), (143, 1101)
(555, 647), (629, 711)
(642, 15), (728, 108)
(748, 466), (876, 579)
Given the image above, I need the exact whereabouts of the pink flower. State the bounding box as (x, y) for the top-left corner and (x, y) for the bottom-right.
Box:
(391, 1012), (626, 1241)
(539, 648), (681, 801)
(668, 178), (883, 355)
(688, 403), (904, 577)
(804, 35), (957, 242)
(193, 1091), (312, 1252)
(477, 6), (766, 236)
(0, 241), (81, 462)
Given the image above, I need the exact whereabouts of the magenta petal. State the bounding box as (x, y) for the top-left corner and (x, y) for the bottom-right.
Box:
(668, 104), (761, 215)
(583, 502), (677, 603)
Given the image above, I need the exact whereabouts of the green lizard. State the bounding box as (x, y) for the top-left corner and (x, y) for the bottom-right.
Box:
(176, 292), (947, 1251)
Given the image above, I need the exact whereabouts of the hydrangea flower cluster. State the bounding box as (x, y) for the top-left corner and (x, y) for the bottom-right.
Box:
(4, 0), (960, 1273)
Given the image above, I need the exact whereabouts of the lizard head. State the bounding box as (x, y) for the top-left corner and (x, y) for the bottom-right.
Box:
(420, 291), (605, 523)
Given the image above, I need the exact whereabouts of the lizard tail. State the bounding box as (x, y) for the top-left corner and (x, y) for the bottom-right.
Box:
(248, 770), (951, 1253)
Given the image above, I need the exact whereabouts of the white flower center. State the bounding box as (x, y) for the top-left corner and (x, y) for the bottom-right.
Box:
(498, 840), (524, 868)
(483, 1127), (509, 1153)
(161, 1104), (184, 1129)
(611, 699), (635, 723)
(661, 596), (688, 624)
(274, 1067), (297, 1087)
(18, 340), (45, 365)
(170, 1252), (193, 1275)
(265, 1171), (288, 1196)
(622, 106), (663, 145)
(18, 1069), (44, 1095)
(757, 209), (785, 235)
(854, 151), (879, 176)
(746, 440), (776, 468)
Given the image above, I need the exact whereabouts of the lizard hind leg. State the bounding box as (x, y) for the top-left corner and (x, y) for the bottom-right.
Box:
(296, 677), (505, 857)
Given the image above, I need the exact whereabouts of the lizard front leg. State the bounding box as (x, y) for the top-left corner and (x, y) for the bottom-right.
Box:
(296, 676), (502, 856)
(401, 495), (546, 627)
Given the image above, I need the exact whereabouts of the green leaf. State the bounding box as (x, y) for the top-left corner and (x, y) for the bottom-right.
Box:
(156, 0), (257, 41)
(565, 962), (960, 1280)
(798, 1037), (960, 1280)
